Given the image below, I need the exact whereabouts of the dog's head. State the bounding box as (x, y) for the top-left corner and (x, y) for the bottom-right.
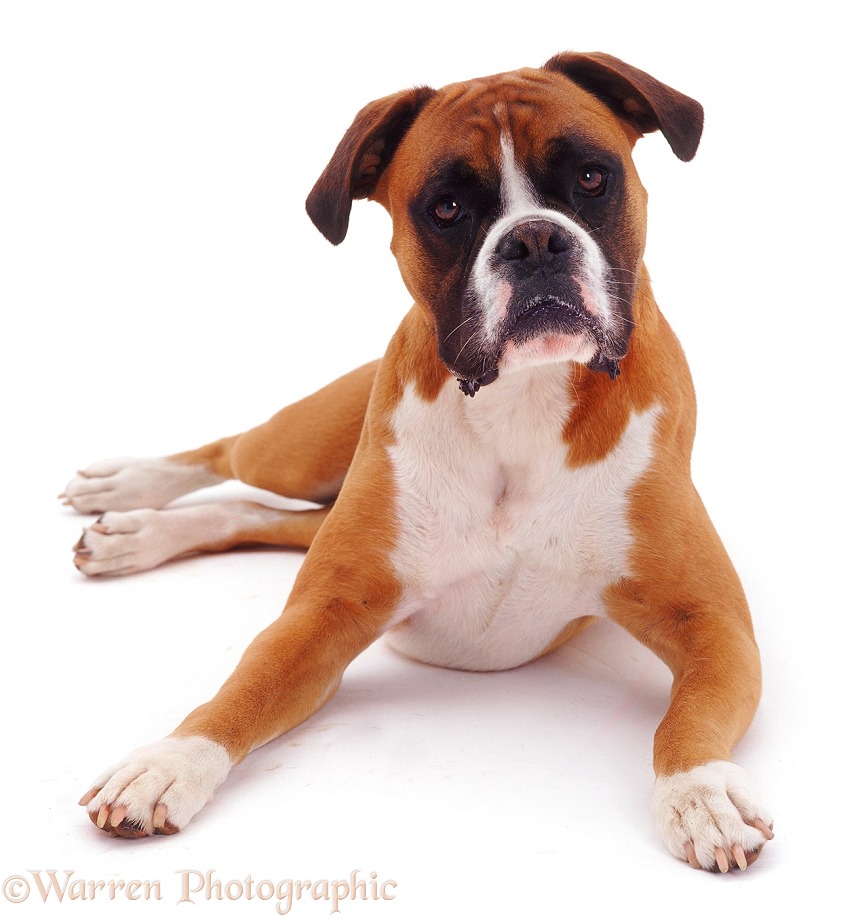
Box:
(306, 52), (703, 394)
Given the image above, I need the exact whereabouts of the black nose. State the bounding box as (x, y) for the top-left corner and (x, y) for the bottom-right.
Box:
(497, 220), (573, 268)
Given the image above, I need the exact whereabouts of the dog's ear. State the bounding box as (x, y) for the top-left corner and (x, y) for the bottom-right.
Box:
(544, 52), (703, 162)
(306, 86), (436, 245)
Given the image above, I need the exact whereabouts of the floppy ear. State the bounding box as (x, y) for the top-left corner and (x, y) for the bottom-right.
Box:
(543, 52), (704, 161)
(306, 86), (437, 245)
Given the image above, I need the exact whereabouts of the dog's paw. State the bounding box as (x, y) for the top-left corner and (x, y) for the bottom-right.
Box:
(653, 760), (774, 872)
(79, 737), (232, 838)
(60, 457), (219, 514)
(72, 509), (180, 576)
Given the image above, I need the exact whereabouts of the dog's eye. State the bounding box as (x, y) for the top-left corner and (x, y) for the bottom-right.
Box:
(575, 166), (607, 197)
(433, 197), (464, 226)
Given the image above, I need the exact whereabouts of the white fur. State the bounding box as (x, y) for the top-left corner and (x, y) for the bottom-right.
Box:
(653, 761), (774, 869)
(473, 133), (614, 347)
(64, 456), (222, 513)
(74, 503), (289, 576)
(85, 736), (232, 833)
(385, 368), (661, 671)
(499, 132), (539, 214)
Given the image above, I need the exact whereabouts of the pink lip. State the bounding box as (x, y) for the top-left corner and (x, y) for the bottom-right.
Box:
(575, 278), (600, 316)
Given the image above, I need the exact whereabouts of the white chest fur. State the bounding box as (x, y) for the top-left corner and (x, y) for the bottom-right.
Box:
(384, 365), (660, 671)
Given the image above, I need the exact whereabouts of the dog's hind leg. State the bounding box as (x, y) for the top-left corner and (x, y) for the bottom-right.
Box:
(65, 360), (379, 574)
(61, 360), (380, 514)
(72, 501), (333, 576)
(228, 359), (379, 503)
(61, 438), (238, 514)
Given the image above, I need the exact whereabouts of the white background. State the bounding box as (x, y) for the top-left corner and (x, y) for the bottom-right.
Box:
(2, 1), (852, 915)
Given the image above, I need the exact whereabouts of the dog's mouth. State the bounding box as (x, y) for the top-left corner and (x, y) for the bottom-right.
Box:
(453, 295), (623, 395)
(507, 294), (601, 344)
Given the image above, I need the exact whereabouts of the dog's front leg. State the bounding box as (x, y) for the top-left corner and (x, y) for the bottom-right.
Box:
(607, 565), (775, 872)
(647, 625), (775, 872)
(80, 490), (400, 838)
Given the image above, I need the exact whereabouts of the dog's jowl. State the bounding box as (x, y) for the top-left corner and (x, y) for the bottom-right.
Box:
(64, 52), (774, 872)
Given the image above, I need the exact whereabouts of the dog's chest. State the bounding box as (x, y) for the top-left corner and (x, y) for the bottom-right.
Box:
(384, 369), (660, 671)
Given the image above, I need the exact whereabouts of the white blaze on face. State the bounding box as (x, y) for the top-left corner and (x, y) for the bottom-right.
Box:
(499, 132), (539, 213)
(471, 132), (616, 363)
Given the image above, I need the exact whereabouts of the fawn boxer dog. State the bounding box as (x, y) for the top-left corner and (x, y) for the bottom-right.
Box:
(64, 52), (774, 872)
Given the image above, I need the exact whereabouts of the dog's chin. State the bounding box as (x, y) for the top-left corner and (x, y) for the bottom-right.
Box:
(450, 333), (599, 397)
(449, 297), (624, 395)
(501, 330), (598, 371)
(498, 296), (604, 374)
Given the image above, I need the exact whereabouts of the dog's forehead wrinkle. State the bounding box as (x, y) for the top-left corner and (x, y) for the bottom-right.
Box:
(422, 72), (562, 168)
(435, 68), (552, 111)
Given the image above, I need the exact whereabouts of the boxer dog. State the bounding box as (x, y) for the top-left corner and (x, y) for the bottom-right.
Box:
(64, 52), (774, 872)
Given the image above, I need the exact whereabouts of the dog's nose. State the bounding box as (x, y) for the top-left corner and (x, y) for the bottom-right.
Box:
(498, 220), (572, 267)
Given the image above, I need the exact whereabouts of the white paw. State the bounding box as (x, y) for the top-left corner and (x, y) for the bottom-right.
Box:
(80, 737), (232, 837)
(653, 760), (774, 872)
(61, 457), (221, 514)
(71, 504), (235, 576)
(72, 508), (185, 576)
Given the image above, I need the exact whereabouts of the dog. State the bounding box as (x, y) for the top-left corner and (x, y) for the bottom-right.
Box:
(63, 51), (774, 872)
